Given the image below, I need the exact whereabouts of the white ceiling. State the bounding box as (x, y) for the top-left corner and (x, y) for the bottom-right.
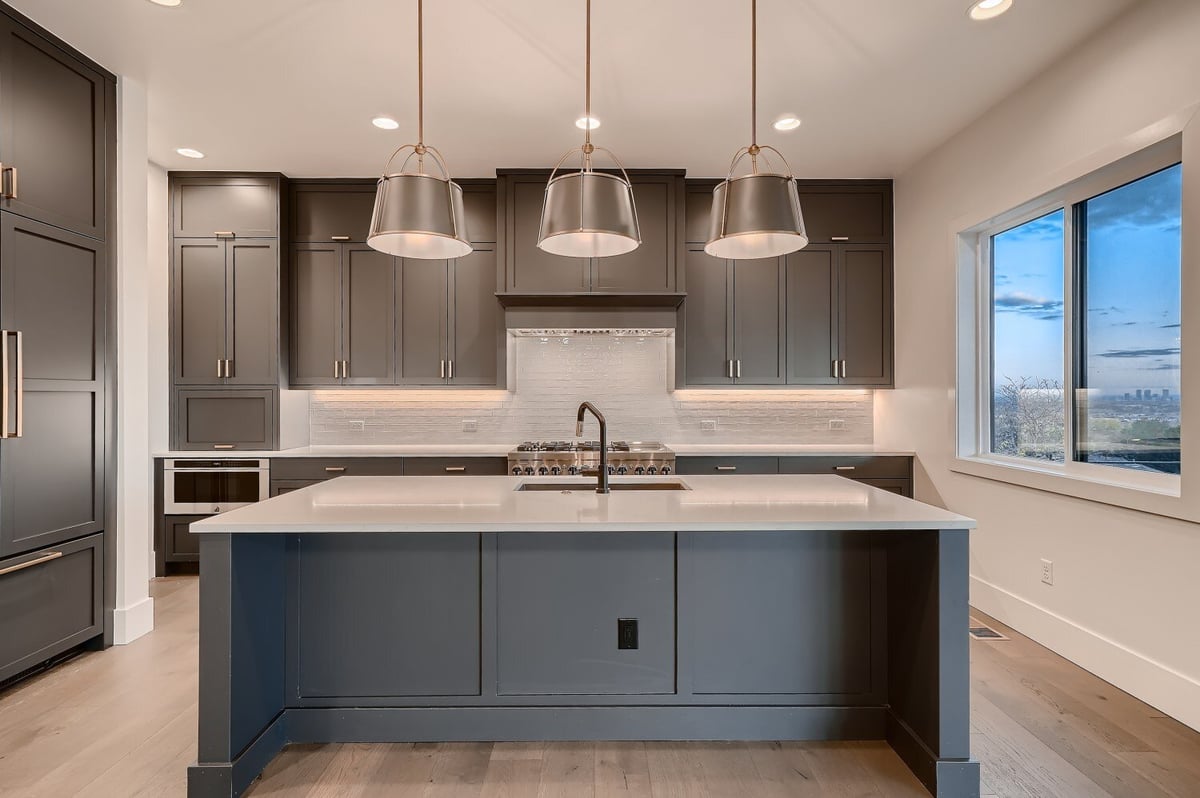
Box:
(11, 0), (1136, 178)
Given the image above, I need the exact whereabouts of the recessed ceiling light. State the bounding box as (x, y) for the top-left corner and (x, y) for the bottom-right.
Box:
(968, 0), (1012, 21)
(575, 116), (601, 130)
(372, 116), (400, 130)
(147, 0), (183, 6)
(176, 147), (204, 159)
(773, 115), (801, 132)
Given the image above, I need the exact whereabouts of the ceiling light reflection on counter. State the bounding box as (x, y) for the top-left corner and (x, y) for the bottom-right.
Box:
(706, 0), (808, 260)
(538, 0), (640, 259)
(367, 0), (472, 260)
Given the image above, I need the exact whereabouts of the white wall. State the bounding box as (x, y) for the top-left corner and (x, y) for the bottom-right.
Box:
(148, 163), (170, 455)
(113, 79), (153, 643)
(877, 0), (1200, 730)
(310, 335), (874, 445)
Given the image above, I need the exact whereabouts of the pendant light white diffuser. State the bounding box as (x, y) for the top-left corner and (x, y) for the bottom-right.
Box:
(538, 0), (640, 259)
(367, 0), (471, 260)
(706, 0), (807, 260)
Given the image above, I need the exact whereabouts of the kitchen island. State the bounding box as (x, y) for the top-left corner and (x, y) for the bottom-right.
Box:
(186, 475), (978, 798)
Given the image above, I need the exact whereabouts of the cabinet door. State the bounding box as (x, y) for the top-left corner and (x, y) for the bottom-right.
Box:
(290, 183), (376, 243)
(838, 245), (893, 386)
(448, 246), (500, 386)
(785, 247), (839, 385)
(163, 515), (206, 561)
(461, 183), (497, 244)
(0, 19), (107, 239)
(505, 178), (589, 293)
(732, 257), (785, 384)
(174, 389), (275, 451)
(225, 240), (278, 385)
(681, 247), (732, 385)
(173, 241), (227, 385)
(343, 245), (396, 384)
(0, 215), (104, 556)
(590, 178), (676, 293)
(397, 259), (448, 384)
(289, 244), (342, 386)
(795, 184), (892, 244)
(172, 176), (278, 239)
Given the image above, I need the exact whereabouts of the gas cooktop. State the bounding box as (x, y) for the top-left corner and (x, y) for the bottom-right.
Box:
(508, 441), (675, 477)
(513, 440), (669, 453)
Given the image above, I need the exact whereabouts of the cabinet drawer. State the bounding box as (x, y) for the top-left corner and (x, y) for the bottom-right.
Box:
(0, 534), (102, 683)
(854, 477), (913, 498)
(270, 479), (325, 497)
(674, 457), (778, 475)
(402, 457), (508, 476)
(270, 458), (405, 480)
(172, 176), (279, 238)
(290, 182), (377, 243)
(778, 456), (911, 480)
(174, 389), (276, 451)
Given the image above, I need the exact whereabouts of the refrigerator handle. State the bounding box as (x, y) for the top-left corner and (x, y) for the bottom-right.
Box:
(1, 330), (8, 439)
(15, 330), (22, 437)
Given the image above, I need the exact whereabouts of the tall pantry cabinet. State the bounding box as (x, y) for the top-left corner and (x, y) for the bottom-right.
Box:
(0, 3), (115, 683)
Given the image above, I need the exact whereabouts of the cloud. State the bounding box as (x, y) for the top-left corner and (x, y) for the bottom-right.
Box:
(1097, 347), (1181, 359)
(998, 215), (1063, 243)
(994, 291), (1064, 318)
(1084, 165), (1182, 231)
(1142, 363), (1181, 371)
(1112, 321), (1139, 327)
(1160, 323), (1181, 329)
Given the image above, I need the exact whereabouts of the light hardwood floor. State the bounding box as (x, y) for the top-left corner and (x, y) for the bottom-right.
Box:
(2, 576), (1199, 797)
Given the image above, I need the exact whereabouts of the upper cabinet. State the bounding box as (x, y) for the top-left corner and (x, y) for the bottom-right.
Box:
(290, 181), (377, 243)
(499, 170), (683, 295)
(172, 175), (281, 239)
(0, 15), (110, 239)
(680, 179), (894, 389)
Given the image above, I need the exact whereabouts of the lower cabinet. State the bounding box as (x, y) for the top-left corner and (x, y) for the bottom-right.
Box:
(675, 455), (913, 497)
(294, 533), (481, 697)
(270, 479), (323, 497)
(0, 533), (103, 683)
(496, 532), (675, 695)
(174, 389), (277, 451)
(402, 457), (507, 476)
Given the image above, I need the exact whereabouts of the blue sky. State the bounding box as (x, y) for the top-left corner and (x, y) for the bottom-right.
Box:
(992, 164), (1182, 396)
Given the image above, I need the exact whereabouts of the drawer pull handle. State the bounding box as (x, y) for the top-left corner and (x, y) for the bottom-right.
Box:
(324, 466), (347, 473)
(831, 236), (850, 241)
(0, 550), (63, 576)
(213, 444), (235, 449)
(834, 465), (856, 471)
(331, 235), (351, 241)
(444, 466), (467, 472)
(214, 231), (235, 239)
(715, 466), (737, 472)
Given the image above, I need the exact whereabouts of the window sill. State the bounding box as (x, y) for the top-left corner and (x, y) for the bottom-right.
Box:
(949, 455), (1193, 522)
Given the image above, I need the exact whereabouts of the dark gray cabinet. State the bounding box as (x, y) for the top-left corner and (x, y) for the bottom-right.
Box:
(793, 182), (892, 244)
(497, 532), (675, 695)
(173, 239), (280, 386)
(402, 457), (507, 476)
(157, 514), (206, 568)
(174, 389), (276, 451)
(838, 245), (893, 386)
(0, 15), (108, 240)
(271, 458), (406, 480)
(674, 457), (778, 475)
(675, 455), (913, 498)
(171, 175), (280, 239)
(500, 171), (682, 295)
(0, 533), (103, 683)
(680, 246), (784, 386)
(295, 533), (481, 697)
(0, 215), (105, 557)
(784, 247), (839, 385)
(291, 243), (395, 386)
(290, 182), (376, 243)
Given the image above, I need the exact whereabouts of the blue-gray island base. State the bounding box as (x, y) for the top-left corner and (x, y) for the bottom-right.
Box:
(185, 475), (979, 798)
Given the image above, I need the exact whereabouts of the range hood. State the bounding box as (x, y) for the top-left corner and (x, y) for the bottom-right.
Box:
(500, 293), (683, 331)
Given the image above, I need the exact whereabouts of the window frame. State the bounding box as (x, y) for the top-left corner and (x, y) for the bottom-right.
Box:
(958, 135), (1184, 498)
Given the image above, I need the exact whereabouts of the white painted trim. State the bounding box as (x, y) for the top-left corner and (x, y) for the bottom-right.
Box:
(970, 575), (1200, 734)
(112, 596), (155, 645)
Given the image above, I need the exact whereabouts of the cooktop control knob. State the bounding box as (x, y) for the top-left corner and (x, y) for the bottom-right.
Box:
(568, 466), (580, 475)
(524, 467), (535, 476)
(635, 466), (646, 475)
(617, 466), (628, 475)
(550, 466), (562, 475)
(511, 466), (523, 476)
(538, 466), (549, 476)
(660, 465), (672, 475)
(646, 466), (658, 475)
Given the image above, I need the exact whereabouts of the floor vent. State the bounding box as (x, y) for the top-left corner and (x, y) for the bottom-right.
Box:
(968, 619), (1009, 641)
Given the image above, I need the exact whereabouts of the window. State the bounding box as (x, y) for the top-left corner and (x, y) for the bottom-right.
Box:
(970, 139), (1183, 486)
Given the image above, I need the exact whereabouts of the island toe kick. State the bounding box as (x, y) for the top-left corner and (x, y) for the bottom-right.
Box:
(186, 527), (979, 798)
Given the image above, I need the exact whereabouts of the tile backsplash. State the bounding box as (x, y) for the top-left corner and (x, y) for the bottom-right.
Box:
(309, 335), (873, 444)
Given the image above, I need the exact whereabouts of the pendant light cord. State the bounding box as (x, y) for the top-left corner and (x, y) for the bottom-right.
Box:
(417, 0), (424, 147)
(750, 0), (756, 148)
(583, 0), (593, 166)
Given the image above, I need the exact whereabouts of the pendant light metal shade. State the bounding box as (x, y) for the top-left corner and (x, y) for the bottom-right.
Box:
(539, 167), (640, 258)
(707, 0), (807, 260)
(706, 169), (807, 260)
(368, 164), (471, 260)
(367, 0), (470, 260)
(538, 0), (639, 260)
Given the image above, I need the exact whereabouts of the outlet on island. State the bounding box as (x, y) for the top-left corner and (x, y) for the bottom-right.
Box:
(617, 618), (639, 650)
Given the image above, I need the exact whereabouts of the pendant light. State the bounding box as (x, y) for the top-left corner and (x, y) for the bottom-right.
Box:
(706, 0), (807, 260)
(367, 0), (471, 260)
(538, 0), (640, 259)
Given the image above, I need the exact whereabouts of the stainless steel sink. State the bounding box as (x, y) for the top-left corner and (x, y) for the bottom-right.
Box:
(517, 480), (689, 492)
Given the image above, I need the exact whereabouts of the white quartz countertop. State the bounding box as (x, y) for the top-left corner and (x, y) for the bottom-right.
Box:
(155, 444), (913, 459)
(192, 474), (972, 534)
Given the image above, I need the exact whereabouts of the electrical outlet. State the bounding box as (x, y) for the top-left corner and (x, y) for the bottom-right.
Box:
(348, 420), (365, 432)
(829, 419), (846, 431)
(1040, 558), (1054, 586)
(701, 419), (718, 432)
(462, 419), (478, 433)
(617, 618), (639, 650)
